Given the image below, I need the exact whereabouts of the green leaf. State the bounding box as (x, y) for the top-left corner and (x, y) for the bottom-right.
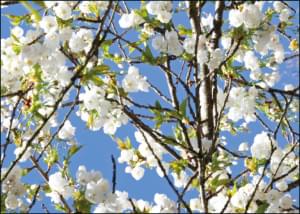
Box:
(182, 52), (193, 61)
(5, 14), (26, 26)
(150, 109), (164, 129)
(256, 202), (269, 213)
(177, 24), (192, 36)
(91, 76), (104, 87)
(56, 16), (73, 28)
(55, 203), (66, 212)
(101, 40), (113, 53)
(116, 137), (132, 150)
(12, 43), (21, 55)
(256, 158), (267, 166)
(179, 98), (187, 117)
(191, 178), (200, 188)
(134, 8), (148, 19)
(88, 3), (99, 16)
(43, 184), (51, 194)
(1, 193), (6, 213)
(170, 159), (188, 176)
(68, 145), (83, 158)
(155, 100), (162, 109)
(90, 65), (110, 75)
(162, 138), (178, 146)
(21, 1), (41, 22)
(166, 110), (181, 120)
(73, 191), (92, 213)
(127, 41), (142, 54)
(141, 46), (155, 64)
(227, 181), (238, 197)
(44, 148), (59, 167)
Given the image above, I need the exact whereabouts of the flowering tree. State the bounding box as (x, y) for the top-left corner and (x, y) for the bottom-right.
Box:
(1, 1), (299, 213)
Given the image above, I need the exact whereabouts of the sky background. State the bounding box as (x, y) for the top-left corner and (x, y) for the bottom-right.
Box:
(1, 1), (299, 213)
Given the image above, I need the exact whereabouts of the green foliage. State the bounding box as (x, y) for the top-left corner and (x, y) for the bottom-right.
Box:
(134, 8), (148, 19)
(150, 101), (166, 129)
(88, 3), (99, 16)
(170, 159), (188, 176)
(21, 1), (41, 22)
(127, 41), (143, 54)
(227, 181), (238, 197)
(245, 157), (266, 173)
(141, 46), (155, 64)
(116, 137), (132, 150)
(256, 202), (269, 213)
(68, 145), (83, 159)
(265, 8), (275, 22)
(44, 148), (59, 167)
(5, 14), (31, 26)
(179, 98), (187, 117)
(209, 174), (230, 192)
(1, 193), (6, 214)
(101, 40), (113, 53)
(43, 184), (51, 194)
(177, 24), (192, 36)
(82, 64), (110, 87)
(55, 203), (67, 212)
(73, 191), (92, 213)
(210, 152), (231, 172)
(191, 178), (200, 189)
(182, 52), (193, 61)
(56, 17), (73, 28)
(86, 110), (98, 129)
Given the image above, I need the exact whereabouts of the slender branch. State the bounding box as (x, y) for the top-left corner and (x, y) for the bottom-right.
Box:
(111, 155), (117, 194)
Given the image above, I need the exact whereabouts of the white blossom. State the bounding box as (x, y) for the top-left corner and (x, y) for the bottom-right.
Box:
(279, 194), (293, 209)
(242, 4), (263, 29)
(190, 198), (203, 212)
(229, 4), (262, 29)
(151, 193), (177, 213)
(251, 131), (276, 160)
(11, 26), (24, 38)
(279, 8), (291, 22)
(39, 16), (58, 33)
(172, 171), (189, 188)
(207, 48), (224, 71)
(244, 51), (260, 72)
(85, 179), (109, 204)
(53, 2), (72, 20)
(201, 13), (214, 30)
(14, 144), (32, 162)
(58, 120), (75, 140)
(5, 193), (19, 210)
(122, 66), (150, 93)
(48, 172), (74, 200)
(275, 180), (288, 192)
(229, 9), (243, 28)
(227, 86), (257, 122)
(69, 29), (93, 53)
(152, 35), (167, 52)
(238, 142), (249, 152)
(119, 11), (144, 29)
(183, 36), (196, 54)
(273, 2), (286, 13)
(118, 149), (134, 163)
(76, 165), (102, 185)
(130, 166), (145, 180)
(146, 1), (172, 23)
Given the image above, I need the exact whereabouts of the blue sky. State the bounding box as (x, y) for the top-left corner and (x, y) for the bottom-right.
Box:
(1, 1), (299, 212)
